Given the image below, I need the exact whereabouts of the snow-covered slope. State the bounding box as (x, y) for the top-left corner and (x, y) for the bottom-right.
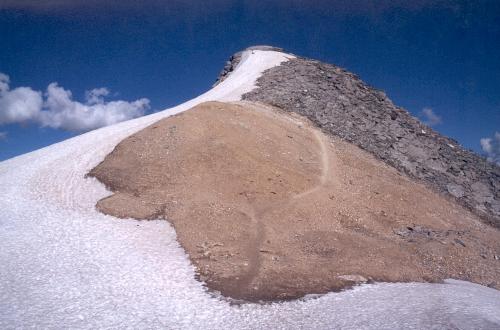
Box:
(1, 49), (499, 329)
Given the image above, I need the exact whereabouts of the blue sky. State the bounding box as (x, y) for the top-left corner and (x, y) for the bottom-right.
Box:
(0, 1), (499, 162)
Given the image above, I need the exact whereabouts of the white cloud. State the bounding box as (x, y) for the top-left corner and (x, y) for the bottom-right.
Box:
(0, 73), (43, 125)
(0, 131), (7, 141)
(39, 83), (149, 131)
(480, 132), (500, 165)
(420, 107), (442, 126)
(0, 73), (9, 91)
(85, 87), (110, 105)
(0, 73), (149, 132)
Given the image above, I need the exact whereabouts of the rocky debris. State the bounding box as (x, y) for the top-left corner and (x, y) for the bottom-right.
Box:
(337, 274), (369, 283)
(241, 55), (500, 228)
(245, 45), (285, 52)
(394, 225), (437, 239)
(394, 225), (469, 244)
(395, 225), (461, 237)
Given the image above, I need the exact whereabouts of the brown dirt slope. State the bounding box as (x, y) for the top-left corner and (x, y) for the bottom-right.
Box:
(88, 101), (500, 302)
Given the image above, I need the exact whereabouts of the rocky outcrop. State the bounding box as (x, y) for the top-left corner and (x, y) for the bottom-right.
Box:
(238, 53), (500, 227)
(213, 46), (284, 87)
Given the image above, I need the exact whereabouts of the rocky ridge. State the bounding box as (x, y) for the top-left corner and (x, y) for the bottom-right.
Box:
(216, 47), (500, 227)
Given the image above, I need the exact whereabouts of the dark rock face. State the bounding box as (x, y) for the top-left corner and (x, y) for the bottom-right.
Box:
(241, 56), (500, 227)
(213, 52), (243, 87)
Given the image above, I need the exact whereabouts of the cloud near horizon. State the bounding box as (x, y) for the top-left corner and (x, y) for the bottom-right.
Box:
(480, 132), (500, 165)
(0, 73), (149, 131)
(420, 107), (442, 126)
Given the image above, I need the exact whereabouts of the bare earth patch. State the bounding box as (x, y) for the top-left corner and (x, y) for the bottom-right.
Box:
(88, 101), (500, 302)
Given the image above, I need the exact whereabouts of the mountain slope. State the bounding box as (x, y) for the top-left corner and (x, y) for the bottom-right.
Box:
(240, 56), (500, 228)
(88, 100), (499, 301)
(0, 47), (499, 329)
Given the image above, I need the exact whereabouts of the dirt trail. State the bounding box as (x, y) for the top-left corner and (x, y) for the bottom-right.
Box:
(89, 101), (500, 301)
(293, 130), (331, 200)
(241, 125), (332, 289)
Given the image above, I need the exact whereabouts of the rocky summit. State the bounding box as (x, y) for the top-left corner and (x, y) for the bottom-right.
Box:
(215, 49), (500, 228)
